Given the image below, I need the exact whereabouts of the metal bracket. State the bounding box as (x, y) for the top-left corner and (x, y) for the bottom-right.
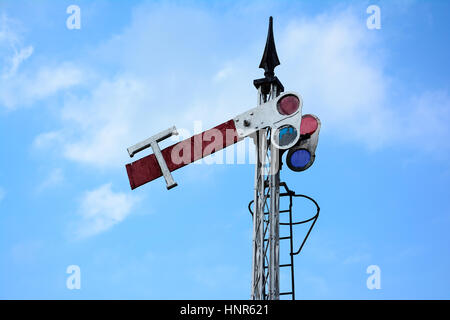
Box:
(127, 126), (179, 190)
(233, 91), (303, 150)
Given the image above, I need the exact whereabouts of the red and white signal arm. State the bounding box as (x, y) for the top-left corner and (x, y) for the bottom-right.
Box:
(125, 92), (304, 190)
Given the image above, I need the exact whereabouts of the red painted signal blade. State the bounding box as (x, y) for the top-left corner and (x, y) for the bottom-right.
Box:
(125, 119), (240, 190)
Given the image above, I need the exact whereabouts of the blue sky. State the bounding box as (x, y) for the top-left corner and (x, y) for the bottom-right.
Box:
(0, 0), (449, 299)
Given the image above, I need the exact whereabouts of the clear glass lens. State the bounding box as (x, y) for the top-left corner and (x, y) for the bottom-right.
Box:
(275, 125), (298, 148)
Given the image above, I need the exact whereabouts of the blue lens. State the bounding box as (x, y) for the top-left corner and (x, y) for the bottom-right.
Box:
(290, 149), (311, 169)
(278, 126), (297, 147)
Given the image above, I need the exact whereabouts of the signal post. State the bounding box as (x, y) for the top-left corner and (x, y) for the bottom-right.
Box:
(125, 17), (321, 300)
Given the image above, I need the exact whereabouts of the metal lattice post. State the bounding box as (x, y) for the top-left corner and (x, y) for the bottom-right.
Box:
(251, 84), (282, 299)
(268, 84), (281, 300)
(251, 87), (266, 300)
(251, 16), (284, 300)
(250, 86), (281, 300)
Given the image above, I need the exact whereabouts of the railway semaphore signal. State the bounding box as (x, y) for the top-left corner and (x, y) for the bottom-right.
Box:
(125, 17), (321, 300)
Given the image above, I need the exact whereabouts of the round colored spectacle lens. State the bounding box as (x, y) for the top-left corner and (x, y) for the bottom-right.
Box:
(277, 95), (300, 115)
(278, 125), (298, 148)
(290, 149), (311, 169)
(300, 115), (318, 136)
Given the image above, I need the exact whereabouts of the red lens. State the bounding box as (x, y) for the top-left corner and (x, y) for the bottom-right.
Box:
(300, 114), (318, 135)
(277, 95), (299, 115)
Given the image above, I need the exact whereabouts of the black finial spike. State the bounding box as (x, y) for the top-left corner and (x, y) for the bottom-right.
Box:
(259, 16), (280, 78)
(253, 16), (284, 94)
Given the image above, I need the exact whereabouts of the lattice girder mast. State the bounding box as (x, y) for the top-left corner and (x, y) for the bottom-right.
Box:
(251, 17), (284, 300)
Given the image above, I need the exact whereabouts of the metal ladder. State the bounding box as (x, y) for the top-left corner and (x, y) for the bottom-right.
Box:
(249, 181), (320, 300)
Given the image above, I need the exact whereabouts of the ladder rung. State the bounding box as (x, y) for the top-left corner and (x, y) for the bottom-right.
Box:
(280, 292), (293, 296)
(264, 210), (291, 215)
(264, 210), (290, 214)
(264, 263), (292, 269)
(264, 236), (291, 242)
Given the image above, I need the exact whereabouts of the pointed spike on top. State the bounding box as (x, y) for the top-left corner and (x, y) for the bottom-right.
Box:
(259, 16), (281, 78)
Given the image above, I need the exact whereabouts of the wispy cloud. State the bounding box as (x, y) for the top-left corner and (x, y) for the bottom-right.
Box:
(22, 3), (450, 168)
(60, 76), (153, 168)
(279, 11), (389, 148)
(0, 14), (84, 109)
(72, 183), (140, 239)
(33, 130), (65, 149)
(0, 14), (26, 77)
(343, 253), (372, 265)
(279, 10), (450, 151)
(400, 91), (450, 151)
(0, 62), (85, 109)
(36, 168), (64, 193)
(3, 45), (33, 78)
(213, 65), (234, 82)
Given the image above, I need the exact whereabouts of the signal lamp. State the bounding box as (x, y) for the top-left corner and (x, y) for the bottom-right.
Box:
(285, 114), (321, 172)
(277, 94), (300, 116)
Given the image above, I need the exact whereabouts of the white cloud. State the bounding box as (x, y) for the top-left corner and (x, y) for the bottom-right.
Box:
(278, 11), (450, 151)
(0, 62), (85, 109)
(278, 12), (390, 148)
(3, 45), (33, 78)
(32, 4), (450, 169)
(36, 168), (64, 192)
(0, 14), (23, 73)
(41, 69), (254, 168)
(73, 183), (139, 239)
(343, 253), (371, 265)
(213, 65), (234, 82)
(0, 14), (84, 109)
(31, 5), (256, 168)
(60, 76), (154, 167)
(33, 130), (65, 149)
(400, 91), (450, 151)
(0, 14), (33, 81)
